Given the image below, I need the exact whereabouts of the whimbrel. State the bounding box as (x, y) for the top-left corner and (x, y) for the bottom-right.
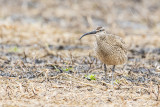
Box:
(80, 27), (127, 84)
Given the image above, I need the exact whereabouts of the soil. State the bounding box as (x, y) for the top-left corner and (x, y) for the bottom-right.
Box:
(0, 0), (160, 106)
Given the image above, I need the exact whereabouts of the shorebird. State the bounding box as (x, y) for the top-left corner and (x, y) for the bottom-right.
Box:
(79, 27), (127, 84)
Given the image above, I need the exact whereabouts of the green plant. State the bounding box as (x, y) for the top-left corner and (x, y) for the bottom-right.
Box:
(9, 46), (20, 53)
(53, 65), (60, 72)
(53, 65), (73, 72)
(62, 67), (73, 72)
(85, 74), (96, 80)
(115, 79), (120, 84)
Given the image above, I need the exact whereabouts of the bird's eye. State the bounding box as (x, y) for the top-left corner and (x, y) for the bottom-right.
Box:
(97, 29), (103, 32)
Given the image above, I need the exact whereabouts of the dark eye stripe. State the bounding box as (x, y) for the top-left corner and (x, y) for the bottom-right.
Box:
(100, 29), (105, 31)
(96, 26), (102, 30)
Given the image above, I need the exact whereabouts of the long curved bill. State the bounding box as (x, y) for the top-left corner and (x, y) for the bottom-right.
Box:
(79, 30), (97, 40)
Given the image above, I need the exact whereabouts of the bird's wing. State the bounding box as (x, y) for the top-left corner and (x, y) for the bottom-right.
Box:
(111, 35), (128, 51)
(101, 34), (128, 53)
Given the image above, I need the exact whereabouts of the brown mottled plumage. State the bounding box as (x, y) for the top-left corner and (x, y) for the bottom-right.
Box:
(80, 27), (127, 84)
(95, 33), (127, 65)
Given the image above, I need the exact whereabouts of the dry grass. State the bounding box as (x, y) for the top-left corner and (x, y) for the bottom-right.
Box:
(0, 0), (160, 106)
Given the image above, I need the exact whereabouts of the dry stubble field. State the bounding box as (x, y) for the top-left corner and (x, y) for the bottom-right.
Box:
(0, 0), (160, 106)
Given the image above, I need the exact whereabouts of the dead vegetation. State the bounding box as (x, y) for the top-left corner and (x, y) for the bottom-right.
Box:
(0, 0), (160, 106)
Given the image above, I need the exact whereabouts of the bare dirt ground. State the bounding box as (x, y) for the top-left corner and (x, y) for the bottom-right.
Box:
(0, 0), (160, 106)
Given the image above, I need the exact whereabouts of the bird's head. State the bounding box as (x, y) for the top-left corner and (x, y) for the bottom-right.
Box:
(79, 27), (106, 40)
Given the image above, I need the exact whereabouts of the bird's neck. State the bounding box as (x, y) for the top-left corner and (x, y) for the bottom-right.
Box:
(95, 35), (102, 45)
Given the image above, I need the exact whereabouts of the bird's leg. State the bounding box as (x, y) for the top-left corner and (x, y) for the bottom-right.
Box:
(122, 64), (126, 71)
(104, 64), (107, 81)
(111, 65), (116, 85)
